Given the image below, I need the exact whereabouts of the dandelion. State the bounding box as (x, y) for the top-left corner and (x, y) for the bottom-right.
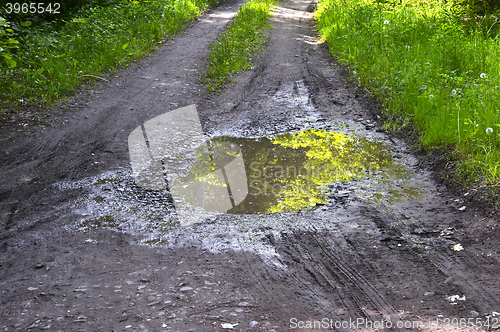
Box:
(451, 89), (457, 96)
(429, 94), (434, 99)
(486, 127), (493, 134)
(384, 20), (389, 25)
(480, 73), (487, 79)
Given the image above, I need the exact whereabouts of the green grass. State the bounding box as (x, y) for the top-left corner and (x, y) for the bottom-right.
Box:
(0, 0), (221, 108)
(202, 0), (276, 92)
(315, 0), (500, 184)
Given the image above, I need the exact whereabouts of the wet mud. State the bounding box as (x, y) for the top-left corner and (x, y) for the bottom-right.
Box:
(1, 0), (500, 330)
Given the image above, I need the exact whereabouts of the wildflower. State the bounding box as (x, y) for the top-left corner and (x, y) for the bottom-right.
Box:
(429, 94), (434, 99)
(480, 73), (487, 79)
(451, 89), (457, 96)
(352, 70), (357, 76)
(406, 45), (410, 50)
(384, 20), (389, 25)
(486, 127), (493, 134)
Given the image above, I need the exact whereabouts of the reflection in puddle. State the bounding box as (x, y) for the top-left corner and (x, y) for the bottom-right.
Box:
(67, 128), (423, 237)
(179, 129), (421, 214)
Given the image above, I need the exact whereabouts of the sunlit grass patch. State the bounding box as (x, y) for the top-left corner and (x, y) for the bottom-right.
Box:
(0, 0), (221, 109)
(202, 0), (276, 93)
(315, 0), (500, 184)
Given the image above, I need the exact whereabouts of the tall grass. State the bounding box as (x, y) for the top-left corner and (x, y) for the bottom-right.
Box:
(0, 0), (220, 108)
(316, 0), (500, 184)
(203, 0), (276, 92)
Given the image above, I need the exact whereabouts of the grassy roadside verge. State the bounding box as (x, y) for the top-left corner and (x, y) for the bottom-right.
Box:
(0, 0), (221, 110)
(315, 0), (500, 186)
(202, 0), (276, 93)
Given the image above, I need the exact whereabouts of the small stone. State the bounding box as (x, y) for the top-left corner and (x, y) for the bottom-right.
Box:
(470, 311), (480, 317)
(238, 302), (250, 307)
(250, 321), (259, 328)
(148, 300), (161, 306)
(221, 323), (238, 329)
(424, 292), (435, 296)
(336, 191), (350, 198)
(180, 287), (193, 292)
(73, 316), (87, 323)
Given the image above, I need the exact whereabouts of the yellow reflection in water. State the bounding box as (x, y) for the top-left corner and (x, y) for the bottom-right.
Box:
(175, 129), (419, 214)
(262, 129), (393, 213)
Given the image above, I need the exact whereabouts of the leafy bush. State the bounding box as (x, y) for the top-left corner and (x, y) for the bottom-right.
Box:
(0, 15), (18, 67)
(454, 0), (500, 16)
(0, 0), (219, 107)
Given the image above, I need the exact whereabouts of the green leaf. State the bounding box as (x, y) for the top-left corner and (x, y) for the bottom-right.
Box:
(122, 43), (129, 50)
(1, 53), (16, 67)
(8, 38), (19, 44)
(20, 21), (32, 27)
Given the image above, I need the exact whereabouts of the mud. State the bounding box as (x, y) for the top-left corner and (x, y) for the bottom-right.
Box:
(1, 0), (500, 331)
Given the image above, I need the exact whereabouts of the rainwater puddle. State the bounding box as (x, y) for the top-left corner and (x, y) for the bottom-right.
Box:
(186, 128), (422, 214)
(62, 128), (423, 236)
(55, 127), (430, 265)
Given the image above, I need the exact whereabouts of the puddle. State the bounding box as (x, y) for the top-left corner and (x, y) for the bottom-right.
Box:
(59, 128), (423, 239)
(53, 127), (429, 265)
(182, 128), (418, 214)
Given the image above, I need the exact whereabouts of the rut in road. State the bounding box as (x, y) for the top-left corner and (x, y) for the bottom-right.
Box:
(202, 0), (500, 327)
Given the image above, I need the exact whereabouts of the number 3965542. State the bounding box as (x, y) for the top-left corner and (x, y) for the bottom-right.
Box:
(5, 3), (61, 14)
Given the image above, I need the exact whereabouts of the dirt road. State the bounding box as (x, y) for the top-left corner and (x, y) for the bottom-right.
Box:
(1, 0), (500, 330)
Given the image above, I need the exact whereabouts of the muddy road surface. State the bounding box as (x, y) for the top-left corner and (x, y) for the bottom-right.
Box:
(1, 0), (500, 330)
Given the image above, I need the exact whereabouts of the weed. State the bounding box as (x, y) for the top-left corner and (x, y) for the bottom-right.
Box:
(316, 0), (500, 184)
(202, 0), (276, 93)
(0, 0), (220, 108)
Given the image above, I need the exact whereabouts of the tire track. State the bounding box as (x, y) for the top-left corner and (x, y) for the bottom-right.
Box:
(281, 231), (404, 331)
